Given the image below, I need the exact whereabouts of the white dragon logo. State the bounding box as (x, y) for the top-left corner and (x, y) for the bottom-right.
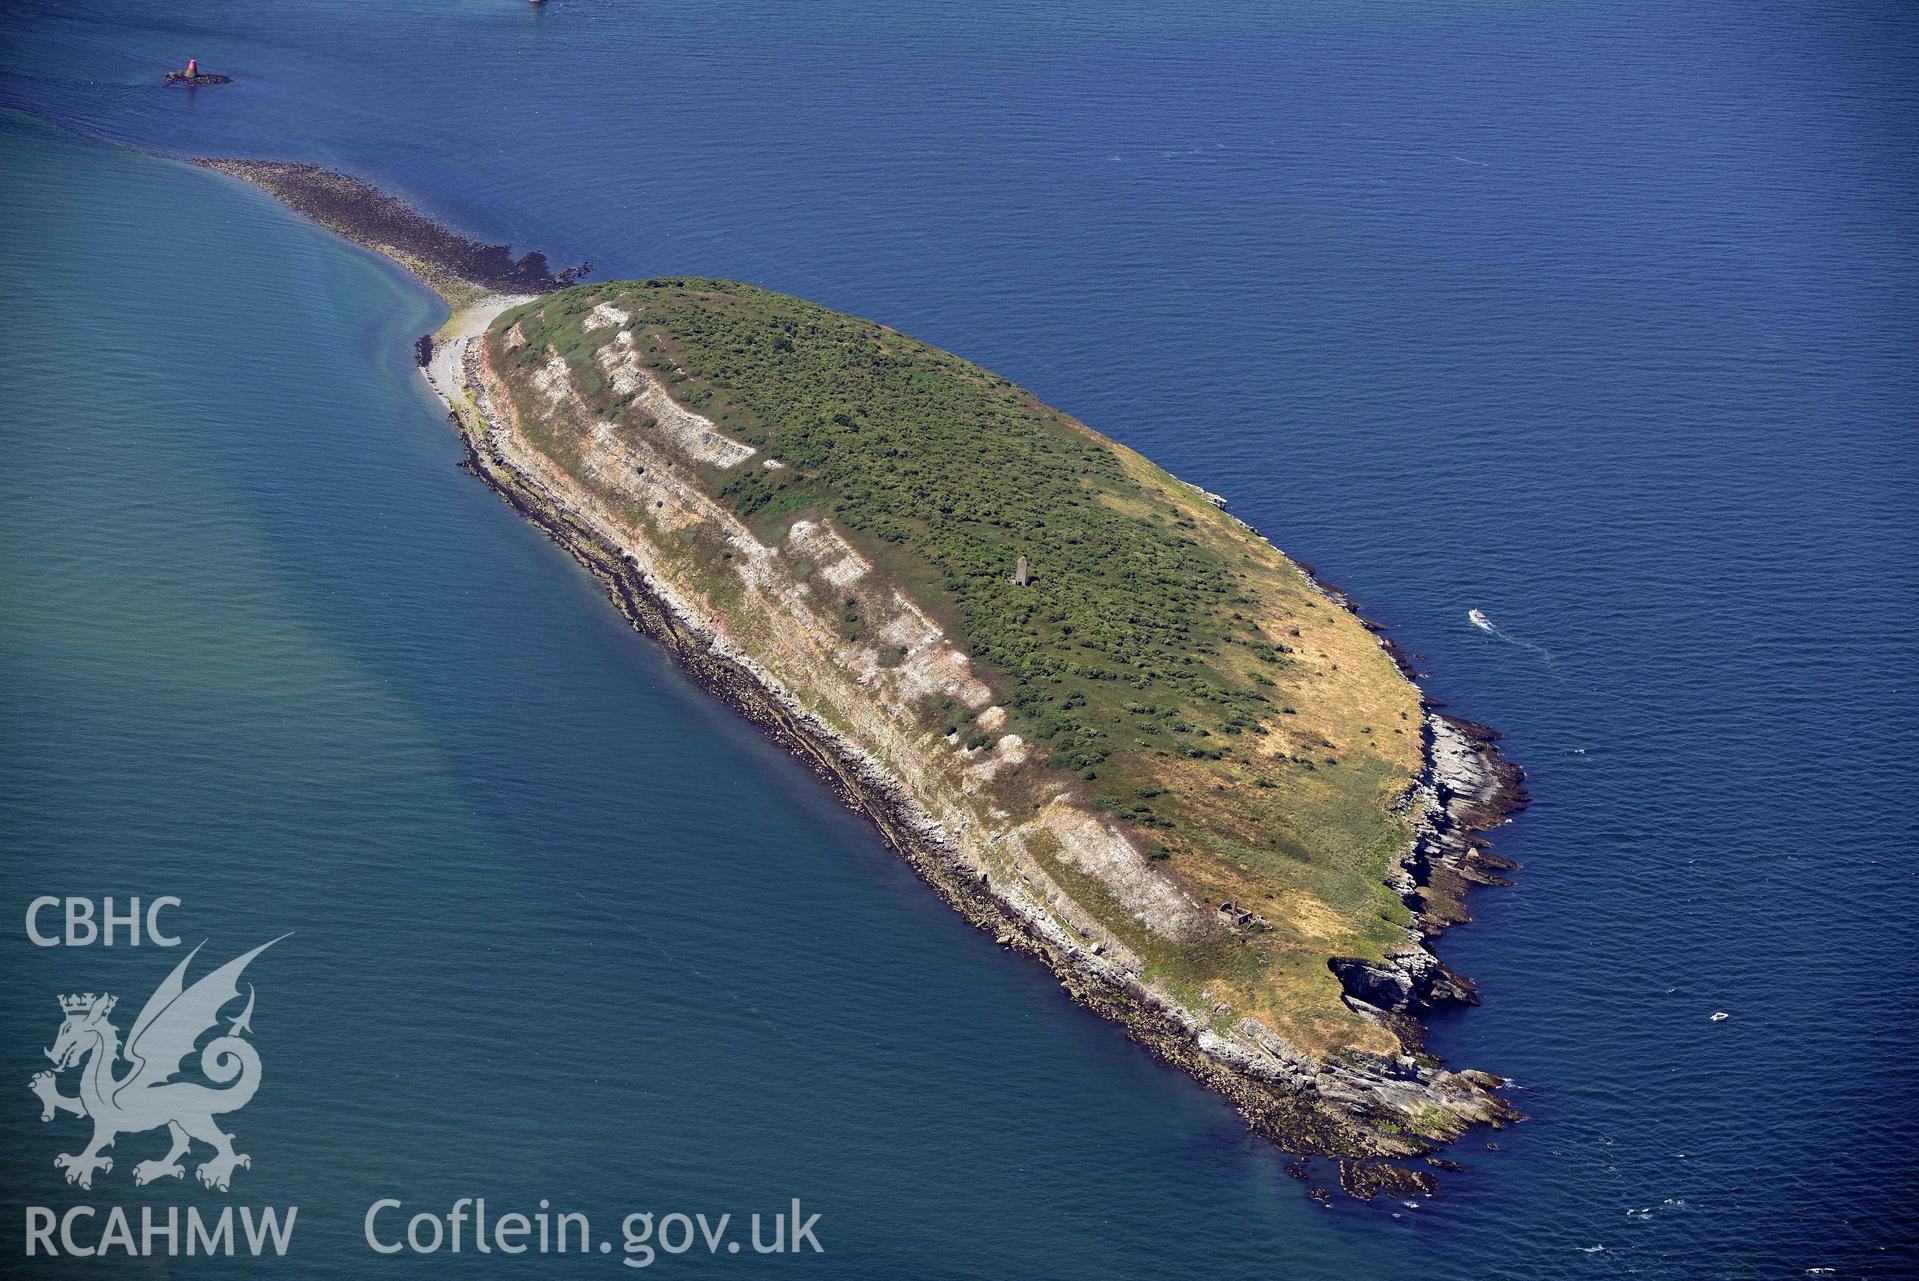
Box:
(29, 938), (285, 1191)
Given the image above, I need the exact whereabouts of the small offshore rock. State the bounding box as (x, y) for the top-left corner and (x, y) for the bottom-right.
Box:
(1338, 1160), (1436, 1201)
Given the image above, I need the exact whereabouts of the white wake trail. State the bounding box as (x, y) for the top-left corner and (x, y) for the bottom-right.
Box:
(1467, 609), (1554, 662)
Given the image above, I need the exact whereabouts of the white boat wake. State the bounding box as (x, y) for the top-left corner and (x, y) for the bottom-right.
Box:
(1466, 608), (1554, 662)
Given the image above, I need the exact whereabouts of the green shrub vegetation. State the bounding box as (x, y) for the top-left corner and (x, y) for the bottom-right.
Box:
(494, 279), (1427, 1056)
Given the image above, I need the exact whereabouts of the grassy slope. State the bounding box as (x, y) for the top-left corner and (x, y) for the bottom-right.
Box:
(493, 279), (1425, 1058)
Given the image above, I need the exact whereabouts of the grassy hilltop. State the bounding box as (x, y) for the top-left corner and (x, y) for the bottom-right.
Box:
(491, 279), (1426, 1058)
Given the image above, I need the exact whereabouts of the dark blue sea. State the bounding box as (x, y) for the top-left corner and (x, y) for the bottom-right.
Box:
(2, 3), (1915, 1276)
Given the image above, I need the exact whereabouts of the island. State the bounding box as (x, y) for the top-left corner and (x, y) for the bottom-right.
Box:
(200, 161), (1524, 1197)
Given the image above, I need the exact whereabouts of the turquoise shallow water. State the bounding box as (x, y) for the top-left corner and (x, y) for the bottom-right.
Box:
(2, 3), (1917, 1277)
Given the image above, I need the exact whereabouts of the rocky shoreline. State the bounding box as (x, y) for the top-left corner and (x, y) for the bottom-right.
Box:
(1294, 569), (1528, 1023)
